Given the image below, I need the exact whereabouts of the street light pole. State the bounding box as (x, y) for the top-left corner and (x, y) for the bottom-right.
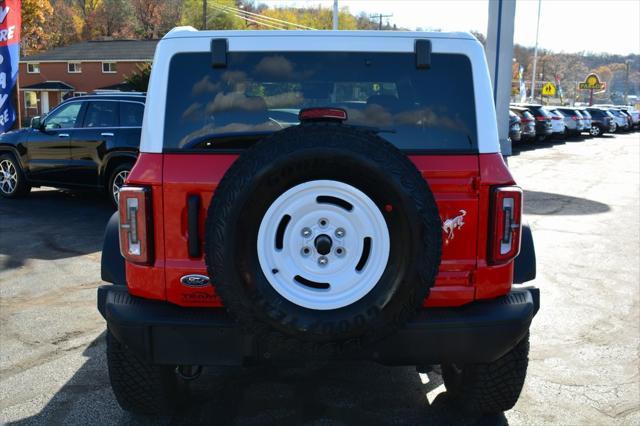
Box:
(530, 0), (542, 102)
(333, 0), (338, 30)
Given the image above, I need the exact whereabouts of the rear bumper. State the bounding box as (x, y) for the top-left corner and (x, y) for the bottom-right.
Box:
(98, 285), (539, 367)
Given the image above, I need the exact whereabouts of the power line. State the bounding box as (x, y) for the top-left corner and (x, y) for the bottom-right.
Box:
(210, 2), (316, 30)
(211, 5), (288, 30)
(209, 3), (288, 30)
(369, 13), (393, 30)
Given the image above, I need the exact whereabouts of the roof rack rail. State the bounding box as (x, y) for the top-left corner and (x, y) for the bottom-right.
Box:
(90, 90), (146, 96)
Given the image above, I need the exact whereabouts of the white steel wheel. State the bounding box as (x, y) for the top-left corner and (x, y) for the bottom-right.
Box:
(257, 180), (390, 311)
(112, 170), (129, 205)
(0, 159), (18, 195)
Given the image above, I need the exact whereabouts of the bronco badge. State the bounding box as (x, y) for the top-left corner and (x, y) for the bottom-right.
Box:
(442, 210), (467, 240)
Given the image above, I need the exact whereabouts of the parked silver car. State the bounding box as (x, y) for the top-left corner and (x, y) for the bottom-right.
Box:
(555, 107), (584, 136)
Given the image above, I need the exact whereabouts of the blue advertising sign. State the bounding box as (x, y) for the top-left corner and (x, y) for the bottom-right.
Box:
(0, 0), (21, 133)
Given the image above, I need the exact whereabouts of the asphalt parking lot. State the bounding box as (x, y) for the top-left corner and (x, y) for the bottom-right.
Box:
(1, 131), (639, 425)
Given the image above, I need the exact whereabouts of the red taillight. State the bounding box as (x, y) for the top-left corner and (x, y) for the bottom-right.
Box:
(535, 116), (546, 121)
(489, 186), (523, 264)
(571, 116), (578, 121)
(118, 186), (153, 264)
(299, 107), (347, 122)
(521, 118), (532, 123)
(552, 116), (561, 120)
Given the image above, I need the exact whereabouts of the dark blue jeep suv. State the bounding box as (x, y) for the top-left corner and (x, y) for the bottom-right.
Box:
(0, 92), (144, 206)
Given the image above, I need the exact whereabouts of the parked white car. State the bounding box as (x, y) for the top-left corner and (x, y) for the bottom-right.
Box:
(620, 106), (639, 128)
(546, 109), (566, 138)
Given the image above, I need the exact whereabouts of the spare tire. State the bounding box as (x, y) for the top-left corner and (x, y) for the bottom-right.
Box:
(204, 123), (441, 354)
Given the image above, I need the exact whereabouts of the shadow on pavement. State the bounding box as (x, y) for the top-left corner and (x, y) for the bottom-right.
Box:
(0, 189), (113, 270)
(524, 190), (610, 215)
(9, 333), (508, 426)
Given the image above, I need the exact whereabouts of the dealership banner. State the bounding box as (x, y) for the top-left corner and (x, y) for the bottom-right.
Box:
(0, 0), (20, 133)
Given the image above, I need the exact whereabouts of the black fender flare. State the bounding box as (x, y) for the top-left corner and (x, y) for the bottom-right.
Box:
(101, 212), (126, 286)
(513, 224), (536, 284)
(100, 151), (138, 185)
(0, 145), (27, 171)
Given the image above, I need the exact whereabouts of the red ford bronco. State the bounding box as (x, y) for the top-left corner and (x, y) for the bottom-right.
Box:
(98, 28), (538, 415)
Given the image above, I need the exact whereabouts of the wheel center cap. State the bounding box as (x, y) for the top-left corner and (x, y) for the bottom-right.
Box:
(314, 234), (333, 256)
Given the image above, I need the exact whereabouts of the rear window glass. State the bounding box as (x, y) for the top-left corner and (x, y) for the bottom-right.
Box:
(164, 52), (477, 152)
(120, 102), (144, 127)
(530, 106), (551, 118)
(83, 101), (118, 128)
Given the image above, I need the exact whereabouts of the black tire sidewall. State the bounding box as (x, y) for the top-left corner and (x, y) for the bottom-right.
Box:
(205, 125), (442, 346)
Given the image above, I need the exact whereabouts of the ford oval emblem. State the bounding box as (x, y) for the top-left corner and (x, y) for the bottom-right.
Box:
(180, 274), (210, 288)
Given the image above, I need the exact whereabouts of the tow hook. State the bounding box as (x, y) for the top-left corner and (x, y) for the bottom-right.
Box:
(176, 365), (203, 381)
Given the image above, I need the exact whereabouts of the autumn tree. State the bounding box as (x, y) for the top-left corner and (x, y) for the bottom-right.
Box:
(38, 1), (81, 49)
(131, 0), (182, 39)
(21, 0), (54, 53)
(71, 0), (103, 39)
(94, 0), (136, 38)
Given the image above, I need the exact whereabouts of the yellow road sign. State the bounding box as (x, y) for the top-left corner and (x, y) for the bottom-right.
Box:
(541, 82), (556, 96)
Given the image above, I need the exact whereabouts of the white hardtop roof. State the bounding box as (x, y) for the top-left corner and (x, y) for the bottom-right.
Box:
(163, 26), (476, 42)
(140, 26), (498, 154)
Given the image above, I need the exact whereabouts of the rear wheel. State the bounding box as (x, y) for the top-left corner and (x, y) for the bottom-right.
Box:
(108, 163), (132, 207)
(589, 125), (602, 137)
(106, 331), (179, 415)
(0, 154), (31, 198)
(441, 333), (530, 414)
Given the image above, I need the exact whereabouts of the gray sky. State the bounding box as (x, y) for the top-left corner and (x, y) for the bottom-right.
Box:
(261, 0), (640, 55)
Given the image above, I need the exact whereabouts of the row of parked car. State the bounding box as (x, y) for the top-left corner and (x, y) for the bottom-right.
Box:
(509, 103), (640, 142)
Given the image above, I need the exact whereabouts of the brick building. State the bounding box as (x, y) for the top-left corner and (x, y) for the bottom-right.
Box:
(19, 39), (157, 124)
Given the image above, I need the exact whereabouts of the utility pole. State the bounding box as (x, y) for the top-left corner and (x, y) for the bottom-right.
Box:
(370, 13), (393, 30)
(333, 0), (338, 30)
(624, 60), (631, 105)
(530, 0), (542, 102)
(540, 60), (546, 104)
(203, 0), (207, 30)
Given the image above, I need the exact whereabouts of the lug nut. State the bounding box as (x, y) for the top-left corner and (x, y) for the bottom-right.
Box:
(319, 218), (328, 227)
(318, 256), (329, 266)
(335, 228), (345, 238)
(301, 227), (312, 238)
(301, 247), (311, 257)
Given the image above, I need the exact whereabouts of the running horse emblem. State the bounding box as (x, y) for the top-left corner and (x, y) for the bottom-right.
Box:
(442, 210), (467, 240)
